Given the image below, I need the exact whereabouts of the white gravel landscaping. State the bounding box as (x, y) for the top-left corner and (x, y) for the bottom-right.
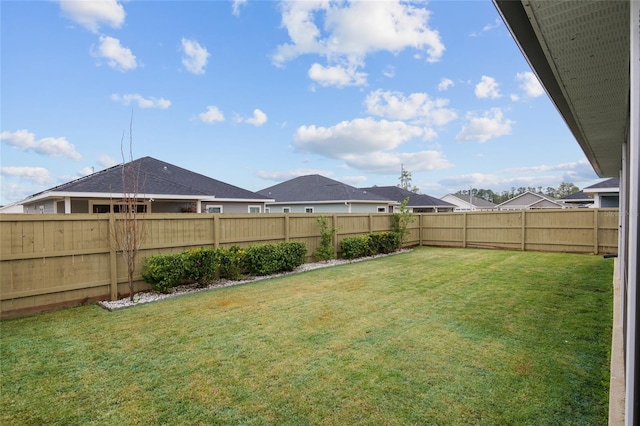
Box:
(98, 249), (412, 311)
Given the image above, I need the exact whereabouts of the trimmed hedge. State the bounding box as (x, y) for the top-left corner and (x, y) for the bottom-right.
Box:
(217, 246), (247, 281)
(245, 241), (307, 276)
(340, 231), (401, 260)
(369, 232), (400, 254)
(141, 252), (187, 293)
(340, 235), (372, 260)
(142, 241), (307, 292)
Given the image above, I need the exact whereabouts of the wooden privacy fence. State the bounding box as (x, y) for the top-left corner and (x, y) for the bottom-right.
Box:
(0, 209), (618, 319)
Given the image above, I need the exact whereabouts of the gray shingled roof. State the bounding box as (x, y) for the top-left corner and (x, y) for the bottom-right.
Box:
(30, 156), (269, 200)
(448, 194), (497, 208)
(258, 175), (393, 203)
(584, 177), (620, 189)
(560, 190), (593, 201)
(360, 186), (456, 208)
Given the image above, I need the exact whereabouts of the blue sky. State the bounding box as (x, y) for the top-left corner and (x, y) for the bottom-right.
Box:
(0, 0), (600, 206)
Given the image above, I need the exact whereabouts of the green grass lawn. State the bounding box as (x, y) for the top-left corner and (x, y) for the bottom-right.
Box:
(1, 247), (613, 425)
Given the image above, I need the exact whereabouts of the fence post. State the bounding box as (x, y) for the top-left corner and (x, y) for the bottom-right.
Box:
(521, 210), (526, 251)
(333, 214), (339, 256)
(369, 213), (373, 234)
(463, 212), (467, 248)
(284, 214), (290, 242)
(213, 215), (220, 249)
(594, 208), (599, 254)
(108, 213), (118, 301)
(419, 214), (424, 246)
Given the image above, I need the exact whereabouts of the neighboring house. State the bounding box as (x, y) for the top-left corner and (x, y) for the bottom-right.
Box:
(582, 177), (620, 208)
(258, 175), (397, 213)
(360, 186), (456, 213)
(19, 156), (273, 214)
(560, 190), (594, 208)
(440, 193), (497, 212)
(496, 191), (566, 210)
(0, 202), (24, 214)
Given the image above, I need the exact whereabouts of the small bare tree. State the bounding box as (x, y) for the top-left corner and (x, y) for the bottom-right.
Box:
(112, 118), (146, 301)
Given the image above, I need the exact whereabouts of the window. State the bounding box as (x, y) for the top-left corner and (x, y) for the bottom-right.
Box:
(206, 205), (222, 213)
(377, 206), (386, 213)
(91, 202), (147, 213)
(114, 203), (147, 213)
(265, 207), (270, 213)
(305, 207), (314, 213)
(248, 205), (261, 213)
(283, 207), (291, 213)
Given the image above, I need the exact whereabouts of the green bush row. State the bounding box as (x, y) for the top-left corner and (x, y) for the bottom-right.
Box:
(142, 242), (307, 293)
(340, 232), (400, 260)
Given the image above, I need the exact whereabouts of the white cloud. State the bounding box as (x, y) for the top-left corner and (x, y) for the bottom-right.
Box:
(98, 155), (119, 168)
(438, 78), (454, 91)
(59, 0), (125, 33)
(364, 89), (457, 127)
(469, 18), (501, 37)
(439, 172), (502, 189)
(0, 166), (52, 185)
(256, 168), (335, 181)
(293, 117), (451, 174)
(343, 150), (453, 174)
(504, 159), (594, 175)
(439, 159), (597, 195)
(244, 109), (268, 126)
(341, 175), (369, 186)
(232, 0), (247, 16)
(383, 65), (395, 79)
(1, 129), (82, 160)
(474, 75), (501, 99)
(181, 38), (210, 75)
(92, 36), (137, 71)
(516, 71), (544, 98)
(456, 108), (514, 143)
(197, 106), (225, 123)
(294, 118), (424, 158)
(308, 63), (367, 88)
(111, 93), (171, 109)
(273, 1), (444, 85)
(78, 167), (95, 176)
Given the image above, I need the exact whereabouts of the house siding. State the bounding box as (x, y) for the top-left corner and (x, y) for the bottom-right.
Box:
(24, 200), (56, 214)
(266, 203), (388, 214)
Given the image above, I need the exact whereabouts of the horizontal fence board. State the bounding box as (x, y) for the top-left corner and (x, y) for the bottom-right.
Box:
(0, 209), (619, 318)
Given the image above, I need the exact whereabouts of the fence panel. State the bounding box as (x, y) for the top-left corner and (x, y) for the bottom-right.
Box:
(0, 209), (619, 318)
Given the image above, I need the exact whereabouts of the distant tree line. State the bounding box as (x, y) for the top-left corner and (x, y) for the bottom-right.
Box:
(455, 182), (580, 204)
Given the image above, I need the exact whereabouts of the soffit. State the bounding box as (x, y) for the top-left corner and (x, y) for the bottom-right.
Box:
(496, 0), (630, 177)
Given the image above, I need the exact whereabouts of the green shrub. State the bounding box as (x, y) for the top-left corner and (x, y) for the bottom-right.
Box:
(182, 247), (217, 286)
(314, 216), (337, 261)
(245, 244), (282, 276)
(369, 232), (400, 254)
(141, 253), (185, 293)
(217, 246), (246, 280)
(245, 242), (308, 276)
(340, 235), (372, 259)
(280, 241), (307, 271)
(390, 197), (416, 248)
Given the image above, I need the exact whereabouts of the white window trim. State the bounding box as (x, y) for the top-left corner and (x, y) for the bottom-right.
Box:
(283, 207), (291, 213)
(206, 205), (223, 213)
(305, 206), (314, 213)
(248, 205), (261, 213)
(377, 206), (386, 213)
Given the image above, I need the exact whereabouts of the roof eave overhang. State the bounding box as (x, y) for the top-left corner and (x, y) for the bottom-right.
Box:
(21, 191), (272, 204)
(493, 0), (630, 178)
(266, 200), (397, 205)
